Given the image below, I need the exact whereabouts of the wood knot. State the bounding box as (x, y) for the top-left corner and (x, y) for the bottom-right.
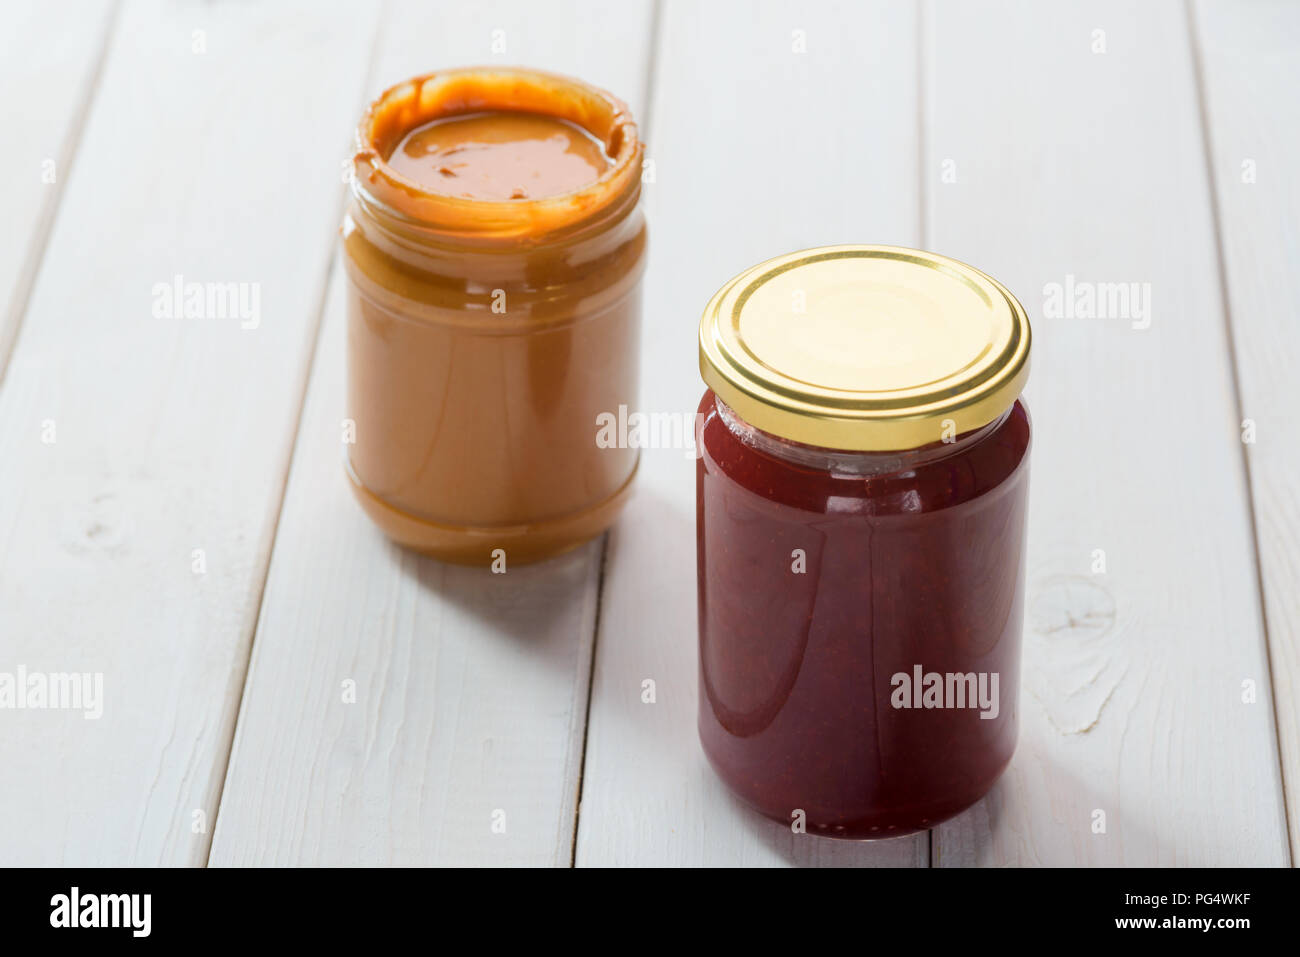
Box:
(1028, 575), (1116, 639)
(61, 493), (131, 552)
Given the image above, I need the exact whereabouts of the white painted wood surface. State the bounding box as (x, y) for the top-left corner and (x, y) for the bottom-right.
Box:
(0, 0), (1294, 867)
(574, 0), (930, 867)
(926, 0), (1288, 866)
(1193, 0), (1300, 862)
(0, 0), (380, 865)
(0, 0), (115, 374)
(209, 0), (655, 866)
(208, 270), (604, 866)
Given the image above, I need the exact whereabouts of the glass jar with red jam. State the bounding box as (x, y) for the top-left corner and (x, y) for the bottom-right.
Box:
(696, 246), (1032, 838)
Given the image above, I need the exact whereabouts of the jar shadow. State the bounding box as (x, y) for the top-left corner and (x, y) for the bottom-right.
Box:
(389, 533), (605, 657)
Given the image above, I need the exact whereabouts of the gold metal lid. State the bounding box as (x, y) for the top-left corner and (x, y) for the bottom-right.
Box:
(698, 245), (1031, 451)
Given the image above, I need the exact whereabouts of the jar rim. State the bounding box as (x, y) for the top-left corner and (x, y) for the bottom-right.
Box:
(352, 66), (643, 240)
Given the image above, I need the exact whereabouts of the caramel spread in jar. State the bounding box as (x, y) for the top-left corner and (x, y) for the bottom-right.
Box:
(343, 68), (645, 564)
(388, 111), (611, 201)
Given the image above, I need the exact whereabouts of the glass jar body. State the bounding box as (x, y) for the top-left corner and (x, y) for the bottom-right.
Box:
(695, 390), (1031, 838)
(342, 199), (645, 565)
(341, 67), (646, 565)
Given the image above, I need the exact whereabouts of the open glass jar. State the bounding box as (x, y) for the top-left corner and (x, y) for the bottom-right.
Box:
(342, 68), (646, 564)
(696, 246), (1032, 838)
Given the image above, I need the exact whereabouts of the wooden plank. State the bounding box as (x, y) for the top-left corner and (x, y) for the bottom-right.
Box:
(368, 0), (655, 102)
(927, 0), (1289, 865)
(0, 0), (381, 865)
(575, 0), (929, 867)
(209, 0), (656, 866)
(0, 0), (115, 374)
(1192, 0), (1300, 861)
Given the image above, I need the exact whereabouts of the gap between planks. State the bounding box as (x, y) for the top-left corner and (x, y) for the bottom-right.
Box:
(0, 0), (121, 392)
(568, 0), (666, 870)
(1184, 0), (1296, 859)
(201, 0), (393, 867)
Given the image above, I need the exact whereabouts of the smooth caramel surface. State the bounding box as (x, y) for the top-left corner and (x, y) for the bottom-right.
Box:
(387, 110), (610, 201)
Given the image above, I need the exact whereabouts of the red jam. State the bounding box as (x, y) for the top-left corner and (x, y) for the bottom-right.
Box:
(696, 391), (1031, 838)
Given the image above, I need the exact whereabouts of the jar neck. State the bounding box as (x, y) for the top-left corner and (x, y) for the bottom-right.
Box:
(350, 66), (643, 248)
(347, 173), (642, 260)
(714, 395), (1011, 477)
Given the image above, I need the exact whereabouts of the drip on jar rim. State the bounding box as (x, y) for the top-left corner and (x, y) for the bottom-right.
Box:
(352, 66), (643, 239)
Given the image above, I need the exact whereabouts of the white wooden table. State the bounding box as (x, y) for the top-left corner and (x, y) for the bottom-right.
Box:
(1, 0), (1295, 867)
